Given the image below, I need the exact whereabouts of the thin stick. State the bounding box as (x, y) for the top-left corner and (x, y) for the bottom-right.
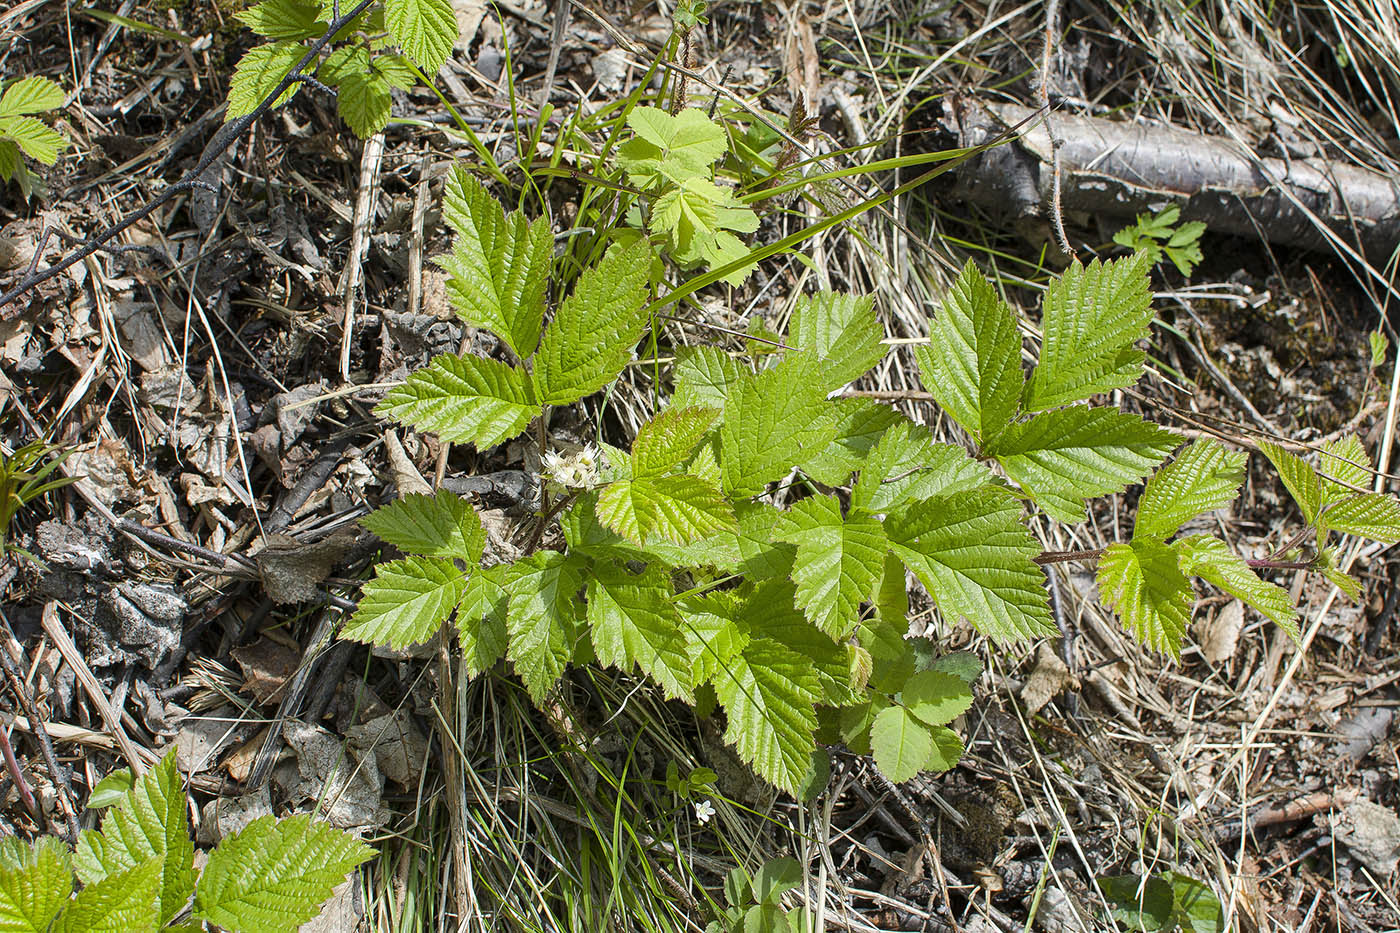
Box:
(39, 602), (144, 772)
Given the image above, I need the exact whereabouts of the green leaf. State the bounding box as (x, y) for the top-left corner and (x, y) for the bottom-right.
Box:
(226, 42), (305, 118)
(437, 169), (553, 359)
(901, 670), (973, 727)
(0, 141), (21, 183)
(504, 552), (583, 702)
(372, 54), (418, 90)
(913, 260), (1023, 446)
(677, 591), (748, 685)
(1319, 436), (1371, 491)
(786, 291), (885, 390)
(586, 563), (692, 701)
(618, 107), (727, 188)
(1321, 492), (1400, 543)
(861, 552), (910, 670)
(1257, 441), (1323, 525)
(1176, 535), (1298, 640)
(0, 837), (71, 933)
(193, 814), (373, 933)
(53, 858), (159, 933)
(1168, 872), (1225, 933)
(1136, 440), (1246, 539)
(233, 0), (323, 39)
(928, 651), (982, 685)
(383, 0), (456, 74)
(87, 769), (135, 809)
(596, 474), (735, 546)
(672, 347), (740, 409)
(720, 354), (835, 497)
(341, 556), (467, 648)
(0, 77), (65, 117)
(632, 406), (719, 477)
(802, 398), (904, 487)
(989, 407), (1177, 523)
(377, 354), (540, 449)
(886, 490), (1054, 643)
(851, 420), (992, 514)
(924, 726), (964, 773)
(335, 71), (391, 138)
(751, 857), (801, 905)
(733, 501), (794, 582)
(533, 240), (651, 405)
(361, 490), (485, 561)
(771, 494), (886, 639)
(1097, 539), (1193, 655)
(869, 705), (933, 783)
(711, 636), (822, 796)
(1024, 252), (1154, 410)
(747, 583), (860, 708)
(72, 750), (193, 927)
(1096, 874), (1176, 932)
(455, 564), (508, 676)
(0, 117), (65, 164)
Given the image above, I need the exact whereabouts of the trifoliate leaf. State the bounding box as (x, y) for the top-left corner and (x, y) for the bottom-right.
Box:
(869, 705), (933, 783)
(0, 77), (66, 117)
(193, 815), (373, 933)
(672, 346), (741, 409)
(901, 670), (973, 727)
(504, 552), (583, 702)
(1175, 535), (1298, 642)
(534, 239), (651, 405)
(1319, 435), (1372, 491)
(989, 407), (1177, 523)
(377, 354), (539, 450)
(1097, 539), (1193, 655)
(914, 259), (1023, 446)
(631, 406), (719, 477)
(617, 107), (727, 188)
(586, 563), (692, 701)
(771, 494), (886, 639)
(786, 291), (885, 391)
(1024, 252), (1154, 411)
(595, 474), (735, 545)
(455, 564), (508, 677)
(1135, 440), (1246, 539)
(361, 490), (485, 561)
(341, 556), (467, 648)
(1257, 441), (1323, 525)
(335, 71), (391, 138)
(924, 726), (964, 773)
(0, 117), (66, 164)
(803, 398), (905, 487)
(383, 0), (456, 74)
(226, 42), (305, 118)
(0, 837), (71, 933)
(711, 636), (822, 797)
(720, 354), (836, 497)
(53, 858), (159, 933)
(233, 0), (323, 39)
(1320, 492), (1400, 543)
(886, 489), (1054, 643)
(851, 420), (992, 514)
(436, 169), (553, 359)
(72, 750), (193, 927)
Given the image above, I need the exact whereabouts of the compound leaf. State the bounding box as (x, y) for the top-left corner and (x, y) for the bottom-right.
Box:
(341, 556), (466, 648)
(886, 489), (1054, 644)
(720, 354), (835, 497)
(914, 260), (1023, 446)
(193, 814), (373, 933)
(711, 636), (822, 797)
(377, 354), (539, 450)
(1176, 535), (1298, 642)
(787, 291), (885, 391)
(586, 563), (692, 701)
(0, 77), (65, 117)
(0, 837), (71, 933)
(869, 705), (933, 783)
(1136, 440), (1247, 539)
(595, 474), (735, 545)
(772, 495), (886, 639)
(617, 107), (726, 188)
(534, 240), (651, 405)
(1097, 539), (1193, 655)
(361, 490), (484, 561)
(504, 552), (583, 702)
(437, 169), (553, 358)
(226, 41), (304, 118)
(631, 406), (719, 477)
(383, 0), (456, 74)
(1025, 252), (1154, 410)
(989, 407), (1177, 523)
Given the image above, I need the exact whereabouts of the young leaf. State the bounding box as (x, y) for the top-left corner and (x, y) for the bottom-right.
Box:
(1097, 539), (1193, 655)
(900, 670), (973, 728)
(886, 489), (1055, 643)
(0, 117), (65, 164)
(533, 240), (651, 405)
(720, 354), (835, 497)
(341, 556), (467, 648)
(989, 407), (1177, 523)
(86, 769), (134, 809)
(710, 636), (822, 796)
(1257, 441), (1323, 524)
(595, 474), (735, 546)
(0, 77), (66, 117)
(586, 563), (692, 701)
(1135, 440), (1246, 539)
(226, 42), (305, 118)
(1024, 252), (1154, 411)
(803, 398), (905, 487)
(914, 260), (1024, 446)
(335, 71), (391, 138)
(1319, 435), (1372, 491)
(53, 858), (160, 933)
(377, 354), (540, 450)
(73, 750), (194, 927)
(678, 591), (749, 685)
(1175, 535), (1298, 641)
(193, 815), (374, 933)
(672, 346), (741, 409)
(1319, 492), (1400, 543)
(869, 705), (933, 783)
(383, 0), (457, 74)
(361, 490), (485, 561)
(851, 420), (992, 514)
(771, 494), (886, 639)
(504, 552), (583, 702)
(0, 837), (71, 933)
(631, 406), (719, 477)
(618, 107), (727, 188)
(233, 0), (323, 40)
(786, 291), (885, 391)
(437, 170), (553, 359)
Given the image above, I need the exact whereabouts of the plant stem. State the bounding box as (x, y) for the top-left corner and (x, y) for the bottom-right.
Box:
(1034, 547), (1314, 573)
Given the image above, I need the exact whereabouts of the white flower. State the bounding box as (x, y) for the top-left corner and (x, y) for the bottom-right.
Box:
(694, 799), (715, 824)
(542, 445), (601, 490)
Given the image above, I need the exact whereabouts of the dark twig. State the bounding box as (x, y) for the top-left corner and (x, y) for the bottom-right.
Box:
(0, 727), (37, 821)
(0, 0), (377, 312)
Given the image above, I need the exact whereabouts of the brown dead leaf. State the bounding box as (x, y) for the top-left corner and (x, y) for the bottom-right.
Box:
(231, 637), (302, 706)
(252, 530), (356, 604)
(1197, 600), (1244, 664)
(1020, 643), (1073, 717)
